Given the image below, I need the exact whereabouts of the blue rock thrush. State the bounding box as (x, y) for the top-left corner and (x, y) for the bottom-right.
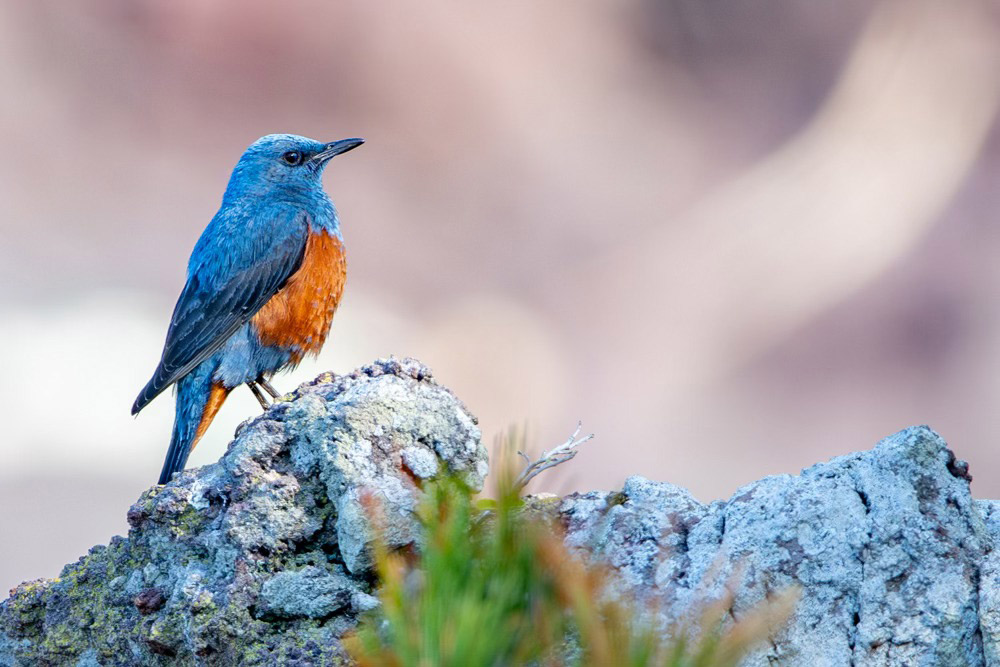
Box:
(132, 134), (364, 484)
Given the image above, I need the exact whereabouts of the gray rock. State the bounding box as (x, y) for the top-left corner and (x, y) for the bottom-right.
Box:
(0, 358), (486, 666)
(401, 446), (439, 479)
(258, 566), (354, 620)
(561, 425), (994, 666)
(3, 359), (999, 666)
(350, 591), (381, 614)
(74, 649), (102, 667)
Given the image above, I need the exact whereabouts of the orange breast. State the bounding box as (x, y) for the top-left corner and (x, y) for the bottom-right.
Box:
(251, 229), (346, 366)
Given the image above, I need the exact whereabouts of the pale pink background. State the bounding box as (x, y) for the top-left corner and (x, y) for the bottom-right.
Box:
(3, 1), (1000, 594)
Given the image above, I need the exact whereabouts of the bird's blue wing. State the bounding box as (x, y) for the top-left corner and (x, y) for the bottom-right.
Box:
(132, 205), (309, 414)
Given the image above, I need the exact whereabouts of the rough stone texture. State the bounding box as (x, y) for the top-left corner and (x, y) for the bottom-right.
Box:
(562, 425), (997, 666)
(0, 358), (486, 666)
(3, 362), (1000, 665)
(257, 566), (354, 620)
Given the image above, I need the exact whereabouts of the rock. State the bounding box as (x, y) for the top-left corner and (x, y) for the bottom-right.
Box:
(0, 358), (486, 666)
(3, 360), (999, 666)
(561, 425), (995, 666)
(132, 589), (166, 616)
(257, 566), (353, 620)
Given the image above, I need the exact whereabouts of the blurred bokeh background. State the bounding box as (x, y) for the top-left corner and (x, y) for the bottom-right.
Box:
(3, 0), (1000, 594)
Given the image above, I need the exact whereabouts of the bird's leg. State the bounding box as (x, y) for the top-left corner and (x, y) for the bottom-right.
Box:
(246, 381), (270, 411)
(258, 377), (281, 399)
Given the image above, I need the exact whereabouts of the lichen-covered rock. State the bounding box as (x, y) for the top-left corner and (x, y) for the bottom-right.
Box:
(0, 358), (486, 666)
(257, 566), (354, 620)
(561, 426), (996, 666)
(5, 365), (1000, 667)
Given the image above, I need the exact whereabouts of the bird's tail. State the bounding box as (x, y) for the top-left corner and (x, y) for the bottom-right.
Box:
(159, 366), (230, 485)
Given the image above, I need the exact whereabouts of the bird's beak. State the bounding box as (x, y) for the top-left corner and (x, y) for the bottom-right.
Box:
(312, 138), (365, 164)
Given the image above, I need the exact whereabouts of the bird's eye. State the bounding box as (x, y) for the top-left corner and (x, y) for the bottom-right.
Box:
(281, 151), (303, 166)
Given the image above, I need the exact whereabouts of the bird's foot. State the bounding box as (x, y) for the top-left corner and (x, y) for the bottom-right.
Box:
(258, 377), (282, 399)
(246, 381), (270, 411)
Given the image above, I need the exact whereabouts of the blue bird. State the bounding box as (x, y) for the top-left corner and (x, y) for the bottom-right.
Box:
(132, 134), (364, 484)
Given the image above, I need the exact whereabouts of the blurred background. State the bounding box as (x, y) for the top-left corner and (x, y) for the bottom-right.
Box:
(3, 0), (1000, 594)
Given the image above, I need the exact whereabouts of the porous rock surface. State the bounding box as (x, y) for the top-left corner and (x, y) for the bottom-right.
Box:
(0, 358), (486, 666)
(2, 359), (1000, 666)
(562, 425), (997, 666)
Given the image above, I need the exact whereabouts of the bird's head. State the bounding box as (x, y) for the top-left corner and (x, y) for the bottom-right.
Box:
(223, 134), (364, 203)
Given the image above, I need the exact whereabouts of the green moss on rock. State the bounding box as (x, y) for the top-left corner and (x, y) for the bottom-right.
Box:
(0, 359), (486, 666)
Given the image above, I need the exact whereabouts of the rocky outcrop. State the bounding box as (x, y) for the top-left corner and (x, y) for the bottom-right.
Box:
(0, 359), (487, 666)
(562, 426), (994, 666)
(1, 359), (998, 665)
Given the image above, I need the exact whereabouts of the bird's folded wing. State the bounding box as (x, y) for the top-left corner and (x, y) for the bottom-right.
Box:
(132, 207), (309, 414)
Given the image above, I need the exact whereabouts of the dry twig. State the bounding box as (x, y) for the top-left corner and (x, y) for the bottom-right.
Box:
(513, 422), (594, 492)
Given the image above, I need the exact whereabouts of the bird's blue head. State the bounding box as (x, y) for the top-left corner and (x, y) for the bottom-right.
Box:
(222, 134), (364, 205)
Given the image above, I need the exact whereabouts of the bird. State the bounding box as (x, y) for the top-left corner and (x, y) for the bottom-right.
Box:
(132, 134), (364, 485)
